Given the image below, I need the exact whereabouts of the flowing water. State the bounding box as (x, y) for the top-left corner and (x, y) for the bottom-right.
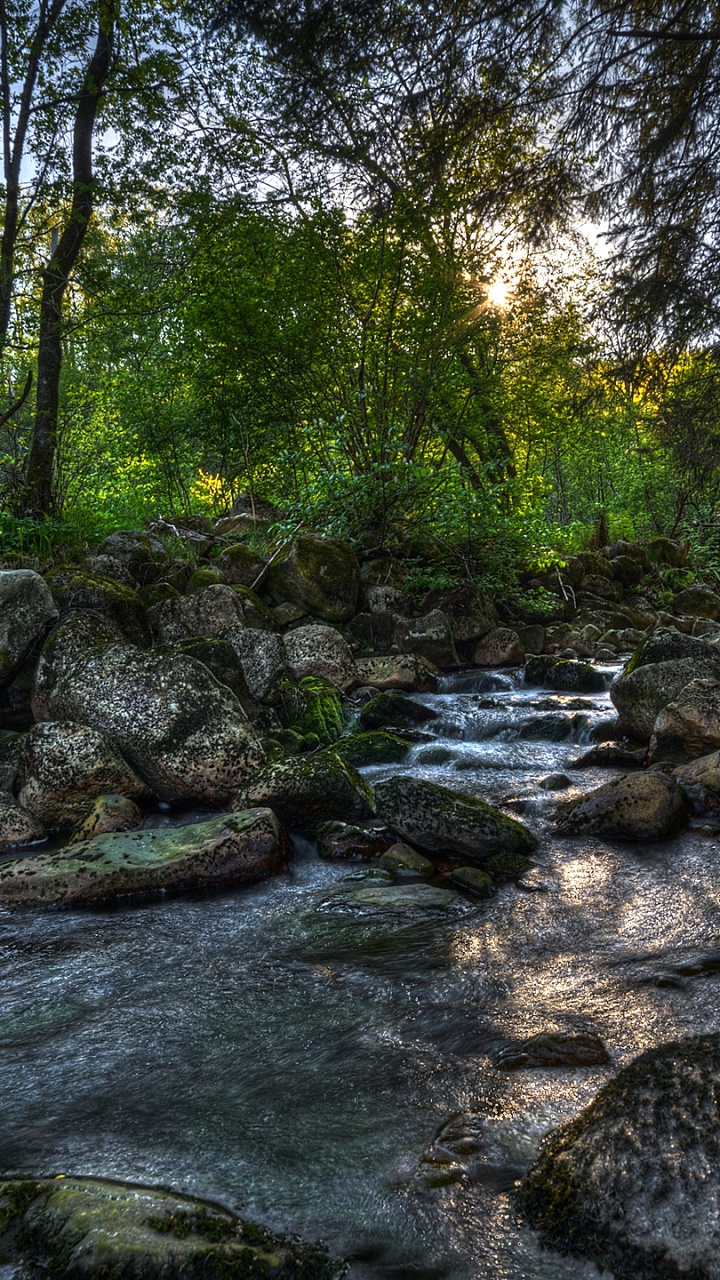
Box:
(3, 669), (720, 1279)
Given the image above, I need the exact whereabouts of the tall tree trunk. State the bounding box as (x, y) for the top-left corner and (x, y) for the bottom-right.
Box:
(23, 0), (116, 515)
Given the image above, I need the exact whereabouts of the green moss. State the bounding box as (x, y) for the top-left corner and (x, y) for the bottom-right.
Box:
(333, 731), (411, 766)
(187, 568), (223, 593)
(486, 850), (534, 879)
(277, 675), (344, 745)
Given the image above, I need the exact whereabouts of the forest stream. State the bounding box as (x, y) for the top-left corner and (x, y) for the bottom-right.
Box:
(3, 667), (720, 1280)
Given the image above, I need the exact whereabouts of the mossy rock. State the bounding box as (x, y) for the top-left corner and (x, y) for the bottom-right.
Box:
(266, 534), (360, 622)
(44, 566), (149, 645)
(143, 582), (180, 607)
(0, 1176), (343, 1278)
(524, 656), (606, 693)
(186, 567), (224, 593)
(333, 730), (411, 767)
(233, 750), (374, 831)
(158, 637), (259, 719)
(374, 775), (538, 862)
(377, 843), (434, 876)
(232, 585), (277, 630)
(277, 675), (344, 745)
(448, 865), (496, 897)
(215, 542), (268, 587)
(485, 849), (535, 879)
(359, 690), (438, 731)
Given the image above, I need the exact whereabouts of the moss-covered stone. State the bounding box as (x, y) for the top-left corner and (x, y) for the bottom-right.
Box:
(266, 534), (360, 622)
(377, 843), (434, 876)
(231, 586), (277, 630)
(277, 675), (344, 745)
(0, 1176), (343, 1278)
(44, 566), (149, 645)
(215, 542), (267, 587)
(525, 656), (606, 692)
(448, 865), (496, 897)
(0, 808), (288, 907)
(233, 751), (374, 831)
(332, 730), (411, 767)
(485, 849), (535, 879)
(374, 775), (538, 863)
(359, 690), (438, 732)
(186, 567), (223, 593)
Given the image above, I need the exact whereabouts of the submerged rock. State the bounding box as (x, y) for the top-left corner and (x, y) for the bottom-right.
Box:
(0, 1175), (342, 1279)
(0, 569), (58, 687)
(377, 842), (435, 876)
(46, 644), (265, 805)
(351, 883), (459, 910)
(448, 865), (496, 897)
(556, 771), (687, 840)
(233, 751), (374, 830)
(518, 1034), (720, 1280)
(0, 808), (288, 908)
(373, 775), (538, 862)
(18, 721), (151, 827)
(492, 1031), (610, 1070)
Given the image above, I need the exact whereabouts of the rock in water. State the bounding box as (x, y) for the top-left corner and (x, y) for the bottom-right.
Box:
(0, 569), (58, 686)
(556, 771), (687, 840)
(0, 809), (288, 907)
(373, 775), (538, 861)
(46, 644), (264, 805)
(0, 795), (45, 851)
(649, 677), (720, 761)
(518, 1034), (720, 1280)
(0, 1176), (342, 1278)
(233, 751), (374, 830)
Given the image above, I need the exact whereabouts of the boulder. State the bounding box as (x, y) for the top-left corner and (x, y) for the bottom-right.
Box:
(147, 584), (245, 643)
(84, 553), (136, 587)
(647, 535), (687, 565)
(519, 1034), (720, 1280)
(373, 775), (538, 862)
(394, 610), (459, 668)
(447, 865), (496, 897)
(186, 568), (223, 593)
(317, 820), (395, 860)
(473, 628), (524, 667)
(332, 730), (412, 766)
(97, 527), (166, 568)
(18, 721), (151, 827)
(230, 585), (276, 630)
(610, 554), (645, 587)
(360, 555), (406, 588)
(672, 584), (720, 619)
(611, 655), (720, 742)
(359, 689), (438, 731)
(276, 675), (344, 745)
(492, 1031), (610, 1070)
(213, 541), (267, 587)
(348, 610), (402, 653)
(377, 842), (434, 876)
(525, 656), (606, 692)
(354, 654), (439, 692)
(0, 732), (22, 792)
(31, 611), (125, 720)
(0, 794), (45, 850)
(650, 678), (720, 761)
(0, 1176), (341, 1280)
(421, 584), (500, 644)
(69, 794), (144, 843)
(228, 489), (280, 523)
(283, 623), (358, 692)
(44, 567), (149, 644)
(673, 751), (720, 808)
(225, 628), (287, 703)
(0, 569), (58, 686)
(366, 584), (413, 614)
(556, 771), (687, 840)
(0, 808), (288, 908)
(233, 750), (374, 830)
(626, 626), (717, 673)
(266, 534), (360, 622)
(158, 637), (260, 719)
(46, 644), (264, 805)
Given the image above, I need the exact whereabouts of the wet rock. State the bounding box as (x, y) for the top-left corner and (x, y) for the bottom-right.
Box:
(673, 751), (720, 809)
(0, 569), (58, 686)
(611, 655), (720, 742)
(649, 678), (720, 761)
(31, 611), (126, 720)
(225, 629), (287, 704)
(283, 623), (357, 692)
(374, 775), (539, 862)
(524, 656), (606, 692)
(214, 541), (267, 587)
(44, 567), (149, 644)
(47, 644), (264, 805)
(69, 794), (144, 843)
(485, 849), (535, 879)
(518, 1033), (720, 1280)
(0, 794), (45, 850)
(539, 772), (572, 790)
(277, 675), (344, 745)
(148, 584), (245, 642)
(394, 610), (460, 668)
(473, 627), (524, 667)
(350, 883), (459, 910)
(359, 689), (438, 731)
(267, 534), (360, 622)
(0, 808), (288, 908)
(673, 584), (720, 618)
(571, 744), (646, 769)
(233, 750), (374, 830)
(317, 820), (395, 860)
(556, 771), (688, 840)
(626, 626), (717, 673)
(18, 722), (151, 828)
(377, 843), (434, 876)
(448, 865), (496, 897)
(354, 654), (439, 692)
(418, 1112), (527, 1190)
(492, 1031), (610, 1070)
(0, 1175), (341, 1278)
(332, 730), (412, 767)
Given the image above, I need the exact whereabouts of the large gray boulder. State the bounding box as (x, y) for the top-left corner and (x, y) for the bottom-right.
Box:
(31, 611), (124, 720)
(266, 534), (360, 621)
(673, 584), (720, 619)
(233, 751), (374, 830)
(373, 775), (538, 862)
(0, 794), (45, 851)
(393, 610), (459, 668)
(611, 655), (720, 742)
(519, 1034), (720, 1280)
(649, 678), (720, 761)
(0, 1175), (340, 1278)
(44, 566), (149, 644)
(0, 809), (288, 908)
(283, 623), (357, 692)
(147, 584), (245, 643)
(556, 771), (687, 840)
(0, 569), (58, 686)
(226, 628), (287, 703)
(18, 721), (150, 827)
(46, 644), (264, 805)
(473, 627), (524, 667)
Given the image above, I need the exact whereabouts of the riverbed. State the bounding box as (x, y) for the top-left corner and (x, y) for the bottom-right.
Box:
(3, 669), (720, 1279)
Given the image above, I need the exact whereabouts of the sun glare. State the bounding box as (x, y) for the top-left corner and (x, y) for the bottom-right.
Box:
(487, 278), (509, 309)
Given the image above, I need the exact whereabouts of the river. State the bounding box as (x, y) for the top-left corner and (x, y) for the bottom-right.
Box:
(3, 668), (720, 1279)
